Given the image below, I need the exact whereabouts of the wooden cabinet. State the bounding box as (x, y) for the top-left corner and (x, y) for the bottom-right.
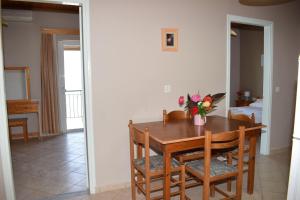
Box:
(235, 99), (253, 107)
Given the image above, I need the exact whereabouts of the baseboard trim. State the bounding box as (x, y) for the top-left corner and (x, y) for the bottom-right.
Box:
(11, 132), (64, 140)
(270, 146), (291, 155)
(95, 182), (130, 193)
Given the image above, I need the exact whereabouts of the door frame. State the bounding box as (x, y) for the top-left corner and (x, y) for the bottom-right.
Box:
(0, 0), (96, 199)
(226, 15), (273, 155)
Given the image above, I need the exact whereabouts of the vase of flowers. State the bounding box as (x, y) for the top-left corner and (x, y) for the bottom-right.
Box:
(193, 113), (206, 126)
(178, 92), (225, 126)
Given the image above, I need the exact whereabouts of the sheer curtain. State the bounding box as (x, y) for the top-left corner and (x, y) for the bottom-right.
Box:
(41, 33), (60, 135)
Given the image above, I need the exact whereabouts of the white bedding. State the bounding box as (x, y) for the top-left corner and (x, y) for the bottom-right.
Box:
(229, 106), (262, 123)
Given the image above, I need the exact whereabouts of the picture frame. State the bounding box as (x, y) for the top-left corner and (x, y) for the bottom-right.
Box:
(161, 28), (178, 52)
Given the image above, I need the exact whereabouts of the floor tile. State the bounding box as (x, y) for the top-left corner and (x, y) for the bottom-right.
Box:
(11, 132), (88, 200)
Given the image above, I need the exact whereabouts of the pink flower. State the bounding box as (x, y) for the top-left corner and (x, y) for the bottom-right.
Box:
(191, 94), (201, 103)
(178, 96), (185, 106)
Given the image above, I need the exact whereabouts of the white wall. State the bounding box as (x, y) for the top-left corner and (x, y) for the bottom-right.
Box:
(2, 10), (79, 135)
(90, 0), (300, 190)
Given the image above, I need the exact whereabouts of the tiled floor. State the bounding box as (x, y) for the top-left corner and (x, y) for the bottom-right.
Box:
(11, 134), (291, 200)
(11, 132), (88, 200)
(50, 149), (291, 200)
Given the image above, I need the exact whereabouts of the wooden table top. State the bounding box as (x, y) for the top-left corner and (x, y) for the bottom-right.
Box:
(132, 115), (264, 145)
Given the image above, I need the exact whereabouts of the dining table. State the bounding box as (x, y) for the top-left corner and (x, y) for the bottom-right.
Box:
(131, 115), (264, 200)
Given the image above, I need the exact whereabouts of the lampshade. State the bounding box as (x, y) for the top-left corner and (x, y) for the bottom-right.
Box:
(231, 30), (238, 37)
(239, 0), (295, 6)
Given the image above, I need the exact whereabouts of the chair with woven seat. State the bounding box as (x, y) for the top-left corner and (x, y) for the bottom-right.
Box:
(163, 110), (203, 163)
(185, 126), (246, 200)
(129, 120), (186, 200)
(228, 110), (255, 164)
(226, 111), (256, 192)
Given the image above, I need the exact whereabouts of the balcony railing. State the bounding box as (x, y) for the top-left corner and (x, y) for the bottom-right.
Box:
(65, 90), (84, 130)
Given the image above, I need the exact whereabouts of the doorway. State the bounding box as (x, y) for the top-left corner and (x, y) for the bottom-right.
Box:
(226, 15), (273, 155)
(0, 1), (95, 200)
(58, 40), (84, 132)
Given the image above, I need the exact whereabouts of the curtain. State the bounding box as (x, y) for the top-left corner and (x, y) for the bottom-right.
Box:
(41, 33), (60, 135)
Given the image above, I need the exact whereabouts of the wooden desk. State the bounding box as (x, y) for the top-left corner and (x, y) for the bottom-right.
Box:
(7, 100), (41, 139)
(132, 115), (264, 200)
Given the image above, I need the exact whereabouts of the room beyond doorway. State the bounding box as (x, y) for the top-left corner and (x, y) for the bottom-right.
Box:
(64, 46), (84, 131)
(226, 15), (273, 155)
(1, 6), (89, 200)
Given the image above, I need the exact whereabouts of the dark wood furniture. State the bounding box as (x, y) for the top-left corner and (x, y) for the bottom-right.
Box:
(8, 118), (28, 142)
(129, 120), (185, 200)
(7, 100), (41, 139)
(163, 110), (191, 124)
(185, 126), (246, 200)
(235, 99), (254, 107)
(131, 115), (264, 200)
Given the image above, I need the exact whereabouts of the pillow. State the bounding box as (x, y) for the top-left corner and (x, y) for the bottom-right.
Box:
(249, 99), (263, 108)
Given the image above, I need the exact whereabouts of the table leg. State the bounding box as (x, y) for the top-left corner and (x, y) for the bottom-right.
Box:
(24, 121), (28, 143)
(163, 151), (171, 200)
(37, 108), (42, 140)
(247, 135), (257, 194)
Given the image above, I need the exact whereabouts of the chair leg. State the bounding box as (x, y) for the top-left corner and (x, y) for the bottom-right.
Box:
(227, 177), (232, 192)
(203, 180), (210, 200)
(236, 174), (243, 200)
(227, 152), (233, 192)
(130, 168), (136, 200)
(145, 175), (151, 200)
(179, 165), (186, 200)
(210, 184), (215, 197)
(23, 122), (28, 143)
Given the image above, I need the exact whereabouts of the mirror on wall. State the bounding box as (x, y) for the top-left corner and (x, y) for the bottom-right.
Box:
(4, 66), (31, 100)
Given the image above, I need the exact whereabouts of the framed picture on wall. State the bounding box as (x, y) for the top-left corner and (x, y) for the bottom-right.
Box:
(161, 28), (178, 52)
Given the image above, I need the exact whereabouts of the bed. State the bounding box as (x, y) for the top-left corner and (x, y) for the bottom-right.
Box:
(229, 99), (263, 123)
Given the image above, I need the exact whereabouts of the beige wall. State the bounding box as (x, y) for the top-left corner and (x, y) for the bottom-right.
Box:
(230, 29), (240, 106)
(90, 0), (300, 189)
(2, 10), (79, 134)
(240, 29), (264, 98)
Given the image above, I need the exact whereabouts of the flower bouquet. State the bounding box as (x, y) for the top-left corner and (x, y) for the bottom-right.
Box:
(178, 92), (225, 125)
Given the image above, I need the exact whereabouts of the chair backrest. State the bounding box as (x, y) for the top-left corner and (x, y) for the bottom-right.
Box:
(228, 110), (255, 123)
(163, 109), (190, 124)
(128, 120), (150, 169)
(203, 126), (246, 177)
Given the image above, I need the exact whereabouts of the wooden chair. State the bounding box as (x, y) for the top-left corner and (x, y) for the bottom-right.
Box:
(129, 120), (186, 200)
(163, 110), (203, 190)
(163, 110), (203, 163)
(163, 109), (190, 123)
(228, 110), (255, 163)
(185, 126), (246, 200)
(226, 111), (256, 192)
(8, 118), (29, 142)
